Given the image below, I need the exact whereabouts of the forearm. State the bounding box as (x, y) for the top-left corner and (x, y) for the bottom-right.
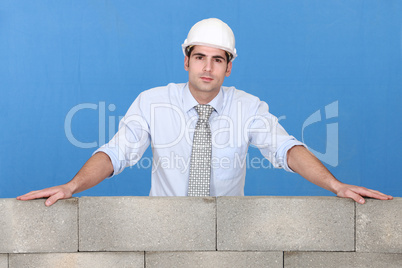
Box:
(66, 152), (114, 195)
(286, 145), (392, 203)
(286, 145), (342, 194)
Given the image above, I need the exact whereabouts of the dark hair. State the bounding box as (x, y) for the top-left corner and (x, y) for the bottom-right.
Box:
(185, 46), (232, 63)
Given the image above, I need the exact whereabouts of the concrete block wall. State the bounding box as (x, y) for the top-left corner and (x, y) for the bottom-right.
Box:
(0, 196), (401, 267)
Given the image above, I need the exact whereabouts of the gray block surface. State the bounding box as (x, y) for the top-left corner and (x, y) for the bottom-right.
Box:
(356, 198), (402, 253)
(217, 196), (355, 251)
(284, 252), (402, 268)
(0, 254), (7, 268)
(0, 198), (78, 253)
(146, 251), (282, 268)
(9, 252), (144, 268)
(79, 196), (216, 251)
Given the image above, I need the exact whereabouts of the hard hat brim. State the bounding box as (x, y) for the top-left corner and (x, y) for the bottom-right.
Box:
(181, 41), (237, 62)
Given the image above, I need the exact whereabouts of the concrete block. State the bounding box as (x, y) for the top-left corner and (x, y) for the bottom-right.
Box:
(79, 197), (216, 251)
(217, 196), (354, 251)
(146, 251), (282, 268)
(0, 198), (78, 253)
(0, 254), (7, 268)
(356, 198), (402, 253)
(9, 252), (144, 268)
(284, 252), (402, 268)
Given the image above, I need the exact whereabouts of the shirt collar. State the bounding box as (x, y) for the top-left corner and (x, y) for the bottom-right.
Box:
(183, 83), (224, 115)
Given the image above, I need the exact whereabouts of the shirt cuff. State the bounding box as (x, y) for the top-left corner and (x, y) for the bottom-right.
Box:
(93, 146), (120, 178)
(275, 139), (307, 173)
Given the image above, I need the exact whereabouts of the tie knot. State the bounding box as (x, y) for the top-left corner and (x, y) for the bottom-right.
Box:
(195, 104), (214, 120)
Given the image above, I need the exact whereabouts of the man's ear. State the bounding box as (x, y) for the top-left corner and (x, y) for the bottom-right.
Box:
(184, 56), (189, 71)
(225, 61), (232, 77)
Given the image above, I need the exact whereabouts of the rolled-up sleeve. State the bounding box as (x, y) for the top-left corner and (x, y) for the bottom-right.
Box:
(248, 100), (306, 172)
(93, 94), (151, 177)
(274, 139), (307, 172)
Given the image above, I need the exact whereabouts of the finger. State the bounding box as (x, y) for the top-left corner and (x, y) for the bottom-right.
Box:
(17, 191), (50, 200)
(17, 190), (41, 199)
(366, 191), (393, 199)
(45, 191), (66, 207)
(354, 188), (392, 200)
(366, 189), (393, 199)
(17, 189), (55, 201)
(342, 190), (365, 204)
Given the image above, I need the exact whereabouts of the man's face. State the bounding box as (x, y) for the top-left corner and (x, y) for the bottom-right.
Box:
(184, 45), (232, 102)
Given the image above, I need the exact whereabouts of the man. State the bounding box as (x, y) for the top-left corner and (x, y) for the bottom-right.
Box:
(18, 18), (392, 206)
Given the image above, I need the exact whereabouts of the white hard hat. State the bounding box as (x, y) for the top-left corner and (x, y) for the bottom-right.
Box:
(182, 18), (237, 61)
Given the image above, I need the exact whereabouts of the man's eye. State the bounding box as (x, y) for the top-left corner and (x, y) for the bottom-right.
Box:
(195, 56), (203, 60)
(215, 59), (222, 63)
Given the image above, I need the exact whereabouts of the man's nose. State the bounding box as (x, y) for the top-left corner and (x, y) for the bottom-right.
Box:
(203, 59), (213, 72)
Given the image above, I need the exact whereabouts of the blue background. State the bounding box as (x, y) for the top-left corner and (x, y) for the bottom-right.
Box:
(1, 0), (401, 198)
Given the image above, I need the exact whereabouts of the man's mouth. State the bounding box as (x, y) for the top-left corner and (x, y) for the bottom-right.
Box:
(200, 76), (213, 82)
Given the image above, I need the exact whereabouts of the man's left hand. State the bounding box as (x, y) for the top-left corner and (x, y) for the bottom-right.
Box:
(335, 183), (393, 204)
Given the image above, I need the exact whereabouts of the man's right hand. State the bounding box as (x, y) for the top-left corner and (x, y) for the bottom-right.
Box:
(16, 152), (113, 206)
(17, 184), (74, 206)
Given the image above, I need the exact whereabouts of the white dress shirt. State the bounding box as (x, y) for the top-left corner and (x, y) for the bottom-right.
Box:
(95, 83), (305, 196)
